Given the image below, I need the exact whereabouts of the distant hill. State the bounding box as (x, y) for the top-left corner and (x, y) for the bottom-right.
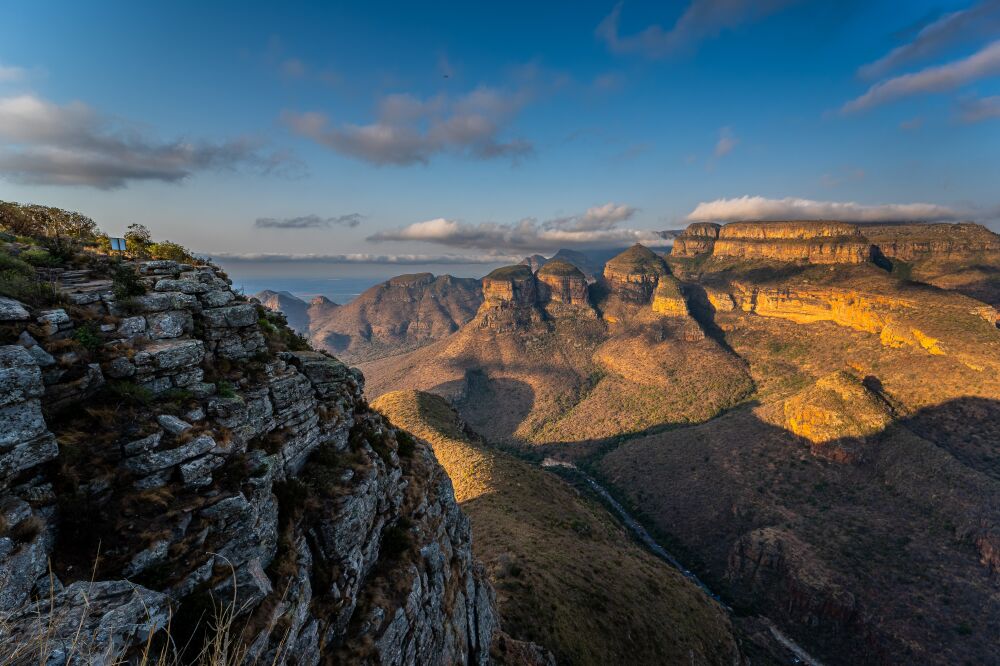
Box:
(257, 273), (482, 362)
(254, 289), (313, 334)
(519, 247), (624, 282)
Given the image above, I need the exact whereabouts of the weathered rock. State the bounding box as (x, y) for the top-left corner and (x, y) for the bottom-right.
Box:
(603, 244), (670, 303)
(0, 296), (30, 321)
(123, 434), (215, 475)
(203, 303), (257, 328)
(117, 315), (147, 338)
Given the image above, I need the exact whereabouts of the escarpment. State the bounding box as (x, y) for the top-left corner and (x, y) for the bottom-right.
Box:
(671, 219), (1000, 269)
(0, 257), (519, 664)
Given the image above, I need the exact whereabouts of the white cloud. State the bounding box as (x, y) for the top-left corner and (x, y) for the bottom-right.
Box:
(859, 0), (1000, 79)
(0, 94), (292, 188)
(367, 203), (663, 252)
(208, 251), (519, 265)
(596, 0), (797, 59)
(687, 196), (967, 223)
(843, 40), (1000, 113)
(959, 95), (1000, 123)
(714, 126), (737, 157)
(282, 84), (533, 166)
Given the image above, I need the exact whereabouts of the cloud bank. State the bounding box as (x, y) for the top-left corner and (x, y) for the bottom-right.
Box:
(255, 214), (364, 229)
(367, 203), (664, 252)
(282, 85), (533, 166)
(208, 251), (518, 265)
(596, 0), (797, 59)
(687, 196), (967, 223)
(843, 40), (1000, 113)
(859, 0), (1000, 79)
(0, 94), (291, 189)
(0, 63), (27, 83)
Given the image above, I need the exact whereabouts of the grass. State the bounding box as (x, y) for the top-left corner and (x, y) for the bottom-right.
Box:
(536, 259), (584, 277)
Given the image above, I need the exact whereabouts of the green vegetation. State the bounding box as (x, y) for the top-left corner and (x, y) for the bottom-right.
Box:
(485, 264), (533, 280)
(537, 259), (584, 277)
(72, 322), (103, 352)
(111, 262), (147, 299)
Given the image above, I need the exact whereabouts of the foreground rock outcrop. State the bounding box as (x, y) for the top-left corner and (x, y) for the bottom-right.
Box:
(0, 258), (520, 664)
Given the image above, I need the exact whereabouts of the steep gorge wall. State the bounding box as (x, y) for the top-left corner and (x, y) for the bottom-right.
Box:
(0, 259), (508, 664)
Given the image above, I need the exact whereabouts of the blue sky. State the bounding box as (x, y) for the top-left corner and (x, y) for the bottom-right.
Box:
(1, 0), (999, 279)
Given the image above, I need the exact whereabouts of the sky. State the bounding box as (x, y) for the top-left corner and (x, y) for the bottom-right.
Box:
(1, 0), (999, 281)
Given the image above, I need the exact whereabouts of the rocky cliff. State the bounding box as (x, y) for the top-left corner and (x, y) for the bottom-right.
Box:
(0, 258), (515, 664)
(602, 244), (671, 303)
(672, 219), (1000, 269)
(535, 260), (589, 307)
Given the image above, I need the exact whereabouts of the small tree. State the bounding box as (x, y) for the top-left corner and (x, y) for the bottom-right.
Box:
(124, 223), (152, 259)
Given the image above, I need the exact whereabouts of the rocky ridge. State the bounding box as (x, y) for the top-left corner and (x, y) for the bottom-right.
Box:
(0, 258), (528, 664)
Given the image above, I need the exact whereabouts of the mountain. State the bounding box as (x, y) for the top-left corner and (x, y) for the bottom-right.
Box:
(308, 273), (482, 362)
(360, 222), (1000, 665)
(254, 288), (313, 334)
(255, 273), (482, 363)
(519, 247), (619, 282)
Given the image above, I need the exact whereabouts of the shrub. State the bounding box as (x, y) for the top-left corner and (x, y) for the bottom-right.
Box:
(149, 240), (193, 262)
(0, 251), (34, 277)
(0, 269), (60, 305)
(111, 263), (146, 299)
(216, 380), (236, 399)
(72, 322), (103, 352)
(20, 248), (59, 267)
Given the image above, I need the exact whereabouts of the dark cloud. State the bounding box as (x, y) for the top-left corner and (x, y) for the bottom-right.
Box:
(254, 214), (364, 229)
(282, 86), (534, 166)
(0, 94), (294, 189)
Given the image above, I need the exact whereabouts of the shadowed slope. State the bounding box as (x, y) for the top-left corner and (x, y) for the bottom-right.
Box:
(372, 390), (745, 666)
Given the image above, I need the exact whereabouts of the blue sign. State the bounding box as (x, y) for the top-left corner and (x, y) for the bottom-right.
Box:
(110, 237), (127, 252)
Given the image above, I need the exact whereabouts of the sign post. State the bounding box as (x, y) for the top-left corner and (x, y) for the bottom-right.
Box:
(110, 237), (127, 257)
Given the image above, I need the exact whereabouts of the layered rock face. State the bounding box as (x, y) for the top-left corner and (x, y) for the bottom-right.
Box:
(602, 244), (671, 302)
(478, 265), (544, 332)
(671, 222), (720, 257)
(862, 222), (1000, 262)
(678, 221), (871, 264)
(672, 219), (1000, 267)
(650, 275), (688, 316)
(536, 260), (589, 306)
(0, 259), (504, 665)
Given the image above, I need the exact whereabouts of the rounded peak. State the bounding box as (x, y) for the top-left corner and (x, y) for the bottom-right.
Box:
(605, 244), (669, 276)
(485, 264), (534, 281)
(537, 259), (585, 278)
